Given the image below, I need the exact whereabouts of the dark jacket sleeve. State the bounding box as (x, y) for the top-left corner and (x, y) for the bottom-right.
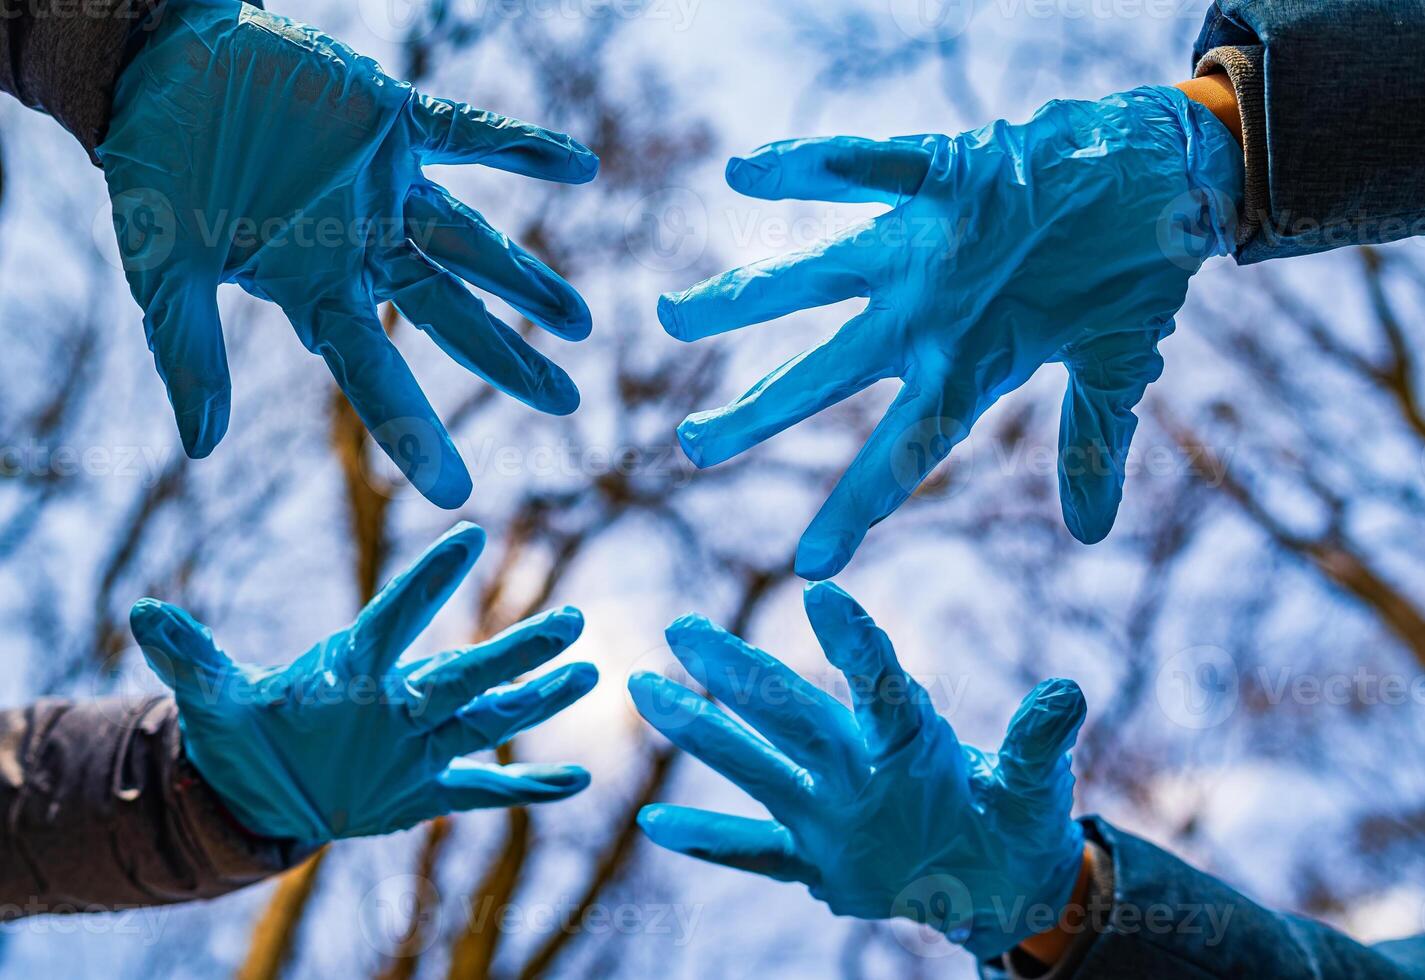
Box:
(979, 817), (1425, 979)
(0, 696), (308, 917)
(1193, 0), (1425, 264)
(0, 0), (162, 163)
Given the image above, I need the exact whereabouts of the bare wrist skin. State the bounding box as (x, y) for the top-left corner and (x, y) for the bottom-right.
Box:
(1017, 845), (1094, 967)
(1175, 71), (1243, 146)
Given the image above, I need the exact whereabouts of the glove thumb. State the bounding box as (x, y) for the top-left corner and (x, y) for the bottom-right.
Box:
(1057, 330), (1167, 544)
(129, 598), (234, 702)
(996, 678), (1086, 797)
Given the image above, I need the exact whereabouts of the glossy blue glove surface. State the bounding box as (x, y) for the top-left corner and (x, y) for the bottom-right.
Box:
(661, 87), (1243, 577)
(129, 523), (597, 841)
(99, 0), (598, 508)
(630, 582), (1086, 959)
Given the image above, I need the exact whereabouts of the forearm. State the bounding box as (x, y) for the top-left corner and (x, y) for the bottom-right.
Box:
(0, 0), (166, 162)
(983, 817), (1425, 980)
(0, 696), (306, 916)
(1192, 0), (1425, 263)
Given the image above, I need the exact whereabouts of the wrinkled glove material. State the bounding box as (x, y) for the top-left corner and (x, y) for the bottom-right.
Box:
(663, 86), (1243, 577)
(129, 523), (597, 841)
(631, 581), (1087, 958)
(100, 0), (598, 507)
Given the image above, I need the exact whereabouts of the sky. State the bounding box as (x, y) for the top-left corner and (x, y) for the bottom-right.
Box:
(2, 0), (1424, 977)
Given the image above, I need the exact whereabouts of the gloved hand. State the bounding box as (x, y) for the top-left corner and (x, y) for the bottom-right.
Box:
(660, 86), (1243, 577)
(629, 581), (1087, 959)
(99, 0), (599, 508)
(129, 522), (597, 841)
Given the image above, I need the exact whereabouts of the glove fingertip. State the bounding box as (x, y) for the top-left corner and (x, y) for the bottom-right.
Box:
(794, 532), (852, 581)
(546, 604), (585, 641)
(636, 803), (668, 834)
(525, 763), (591, 794)
(801, 579), (852, 612)
(725, 154), (776, 197)
(541, 370), (582, 417)
(564, 660), (600, 697)
(423, 458), (475, 510)
(657, 293), (693, 342)
(1061, 492), (1118, 545)
(1010, 678), (1088, 759)
(175, 391), (230, 460)
(665, 612), (716, 643)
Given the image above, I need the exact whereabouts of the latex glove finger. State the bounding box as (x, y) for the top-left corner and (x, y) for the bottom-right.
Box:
(380, 244), (580, 416)
(432, 760), (591, 812)
(638, 805), (819, 885)
(405, 182), (591, 341)
(427, 662), (598, 758)
(343, 522), (486, 678)
(407, 93), (599, 183)
(405, 606), (584, 724)
(133, 267), (231, 459)
(996, 678), (1086, 800)
(802, 581), (941, 760)
(797, 377), (981, 579)
(282, 291), (471, 509)
(627, 672), (811, 816)
(663, 615), (859, 781)
(129, 598), (236, 702)
(676, 307), (898, 468)
(658, 227), (881, 342)
(1057, 330), (1167, 544)
(726, 136), (933, 205)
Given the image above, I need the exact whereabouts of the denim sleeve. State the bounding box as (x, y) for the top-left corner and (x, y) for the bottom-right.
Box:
(980, 816), (1425, 979)
(0, 697), (309, 916)
(1193, 0), (1425, 264)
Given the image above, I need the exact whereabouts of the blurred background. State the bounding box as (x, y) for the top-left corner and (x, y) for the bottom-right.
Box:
(3, 0), (1425, 976)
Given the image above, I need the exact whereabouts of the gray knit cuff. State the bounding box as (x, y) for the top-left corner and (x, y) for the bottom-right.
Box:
(999, 841), (1114, 980)
(1195, 44), (1267, 252)
(0, 0), (164, 164)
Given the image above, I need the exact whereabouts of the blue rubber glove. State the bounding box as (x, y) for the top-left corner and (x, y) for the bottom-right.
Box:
(99, 0), (599, 508)
(128, 523), (597, 841)
(660, 87), (1243, 576)
(629, 581), (1086, 959)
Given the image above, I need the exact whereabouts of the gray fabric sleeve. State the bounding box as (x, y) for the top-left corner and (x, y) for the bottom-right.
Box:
(0, 696), (309, 917)
(0, 0), (162, 163)
(1194, 45), (1266, 251)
